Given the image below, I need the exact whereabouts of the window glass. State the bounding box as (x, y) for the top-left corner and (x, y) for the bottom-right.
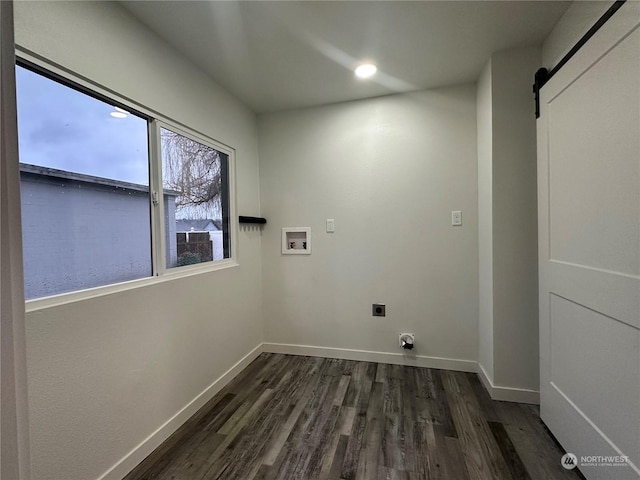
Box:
(160, 127), (230, 268)
(16, 66), (151, 299)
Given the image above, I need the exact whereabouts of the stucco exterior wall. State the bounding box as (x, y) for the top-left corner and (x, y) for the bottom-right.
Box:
(21, 171), (176, 299)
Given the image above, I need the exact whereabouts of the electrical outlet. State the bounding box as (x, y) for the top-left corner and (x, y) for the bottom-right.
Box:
(372, 304), (385, 317)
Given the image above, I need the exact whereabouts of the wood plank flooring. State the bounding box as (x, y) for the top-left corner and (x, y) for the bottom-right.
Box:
(124, 353), (583, 480)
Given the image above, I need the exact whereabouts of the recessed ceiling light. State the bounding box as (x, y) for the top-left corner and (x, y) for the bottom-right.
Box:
(114, 107), (128, 113)
(354, 63), (377, 79)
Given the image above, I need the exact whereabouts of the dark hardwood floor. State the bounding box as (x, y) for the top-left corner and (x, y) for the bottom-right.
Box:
(124, 353), (583, 480)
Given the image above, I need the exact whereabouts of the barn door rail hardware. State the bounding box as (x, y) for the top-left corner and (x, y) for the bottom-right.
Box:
(533, 0), (626, 118)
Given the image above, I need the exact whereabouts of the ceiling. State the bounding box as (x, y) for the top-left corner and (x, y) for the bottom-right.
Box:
(120, 1), (570, 114)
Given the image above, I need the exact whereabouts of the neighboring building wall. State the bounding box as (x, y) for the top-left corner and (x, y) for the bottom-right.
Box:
(21, 172), (153, 299)
(164, 197), (177, 268)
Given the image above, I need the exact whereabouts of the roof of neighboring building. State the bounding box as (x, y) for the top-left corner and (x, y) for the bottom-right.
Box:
(176, 219), (220, 231)
(19, 163), (180, 196)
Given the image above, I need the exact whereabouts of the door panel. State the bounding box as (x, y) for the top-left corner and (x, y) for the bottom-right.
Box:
(550, 294), (639, 463)
(548, 27), (640, 276)
(538, 2), (640, 479)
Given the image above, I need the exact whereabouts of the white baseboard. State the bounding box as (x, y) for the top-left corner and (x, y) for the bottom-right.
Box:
(98, 343), (264, 480)
(263, 342), (478, 373)
(477, 363), (539, 404)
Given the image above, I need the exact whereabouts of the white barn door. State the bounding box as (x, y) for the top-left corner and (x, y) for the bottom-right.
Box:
(537, 2), (640, 479)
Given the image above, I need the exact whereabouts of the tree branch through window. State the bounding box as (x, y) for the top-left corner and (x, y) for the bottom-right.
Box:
(161, 128), (222, 220)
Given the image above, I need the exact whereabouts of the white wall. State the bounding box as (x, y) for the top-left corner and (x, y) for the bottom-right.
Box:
(259, 86), (478, 367)
(542, 1), (614, 68)
(477, 60), (494, 382)
(476, 46), (540, 401)
(15, 2), (262, 480)
(491, 46), (540, 392)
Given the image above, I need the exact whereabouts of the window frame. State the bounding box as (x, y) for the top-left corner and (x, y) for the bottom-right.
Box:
(17, 51), (238, 312)
(151, 120), (236, 275)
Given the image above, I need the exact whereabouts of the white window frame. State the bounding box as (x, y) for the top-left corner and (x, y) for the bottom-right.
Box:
(17, 50), (239, 312)
(151, 120), (237, 275)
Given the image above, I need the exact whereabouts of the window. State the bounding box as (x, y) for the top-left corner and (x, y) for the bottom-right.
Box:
(16, 64), (234, 301)
(160, 127), (231, 268)
(16, 65), (151, 299)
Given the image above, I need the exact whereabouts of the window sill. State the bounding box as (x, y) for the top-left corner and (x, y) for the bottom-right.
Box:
(25, 258), (239, 313)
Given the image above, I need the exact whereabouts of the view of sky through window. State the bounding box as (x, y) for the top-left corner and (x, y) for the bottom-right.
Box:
(15, 65), (149, 185)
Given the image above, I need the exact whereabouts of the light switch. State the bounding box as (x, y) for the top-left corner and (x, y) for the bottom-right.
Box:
(326, 219), (335, 233)
(451, 211), (462, 226)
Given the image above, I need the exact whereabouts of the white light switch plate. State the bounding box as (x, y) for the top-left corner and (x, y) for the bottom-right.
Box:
(451, 211), (462, 226)
(326, 219), (335, 232)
